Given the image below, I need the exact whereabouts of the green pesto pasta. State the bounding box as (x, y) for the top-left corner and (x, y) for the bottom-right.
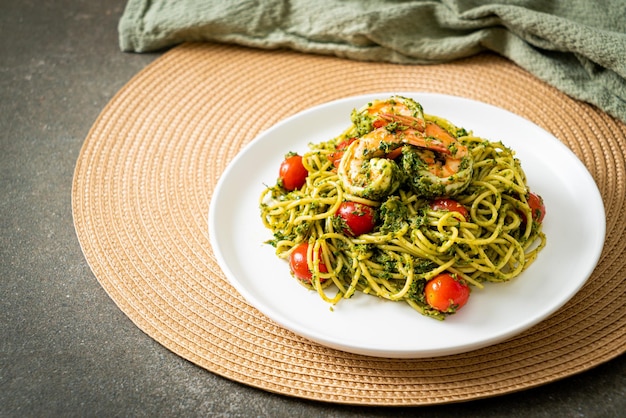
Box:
(260, 97), (546, 320)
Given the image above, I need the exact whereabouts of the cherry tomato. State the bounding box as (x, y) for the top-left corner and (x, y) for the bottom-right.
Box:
(425, 273), (470, 313)
(279, 154), (308, 191)
(328, 138), (357, 168)
(335, 201), (376, 237)
(519, 192), (546, 228)
(429, 198), (469, 220)
(289, 242), (328, 283)
(527, 192), (546, 223)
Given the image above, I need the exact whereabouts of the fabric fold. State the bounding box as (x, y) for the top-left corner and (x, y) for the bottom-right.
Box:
(118, 0), (626, 123)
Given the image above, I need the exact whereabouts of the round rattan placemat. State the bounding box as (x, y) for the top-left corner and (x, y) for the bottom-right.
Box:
(72, 42), (625, 405)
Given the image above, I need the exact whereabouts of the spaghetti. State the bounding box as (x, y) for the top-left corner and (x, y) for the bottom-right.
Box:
(260, 97), (546, 319)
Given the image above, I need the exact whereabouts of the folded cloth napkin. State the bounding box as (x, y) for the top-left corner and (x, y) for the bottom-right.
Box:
(119, 0), (626, 123)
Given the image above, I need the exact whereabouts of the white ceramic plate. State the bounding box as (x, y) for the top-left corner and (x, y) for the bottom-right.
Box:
(209, 93), (605, 358)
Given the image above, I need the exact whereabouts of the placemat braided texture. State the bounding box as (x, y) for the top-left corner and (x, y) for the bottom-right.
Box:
(72, 43), (626, 405)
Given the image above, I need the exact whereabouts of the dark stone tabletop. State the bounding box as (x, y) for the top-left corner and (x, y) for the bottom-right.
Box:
(1, 1), (624, 416)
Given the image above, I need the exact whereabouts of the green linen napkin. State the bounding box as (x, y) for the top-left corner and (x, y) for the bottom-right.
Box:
(119, 0), (626, 123)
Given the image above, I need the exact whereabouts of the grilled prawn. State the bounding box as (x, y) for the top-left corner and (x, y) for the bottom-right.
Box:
(337, 96), (473, 200)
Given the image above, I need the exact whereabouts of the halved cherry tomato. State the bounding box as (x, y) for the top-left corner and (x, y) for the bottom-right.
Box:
(335, 201), (376, 237)
(279, 154), (308, 191)
(424, 273), (470, 313)
(429, 198), (469, 220)
(328, 138), (357, 168)
(289, 242), (328, 283)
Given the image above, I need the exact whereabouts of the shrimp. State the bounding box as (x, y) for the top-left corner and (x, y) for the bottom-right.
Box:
(401, 121), (474, 198)
(337, 96), (474, 200)
(329, 96), (424, 169)
(351, 96), (425, 136)
(337, 126), (406, 200)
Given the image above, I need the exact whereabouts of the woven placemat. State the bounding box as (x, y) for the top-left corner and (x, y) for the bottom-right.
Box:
(72, 42), (625, 405)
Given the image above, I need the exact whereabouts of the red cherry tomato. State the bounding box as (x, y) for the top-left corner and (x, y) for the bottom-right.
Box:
(424, 273), (470, 313)
(519, 192), (546, 228)
(527, 192), (546, 223)
(289, 242), (328, 283)
(328, 138), (357, 168)
(279, 154), (308, 191)
(429, 198), (469, 220)
(335, 201), (376, 236)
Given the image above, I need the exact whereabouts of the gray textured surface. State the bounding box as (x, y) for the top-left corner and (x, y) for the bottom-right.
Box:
(1, 1), (624, 416)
